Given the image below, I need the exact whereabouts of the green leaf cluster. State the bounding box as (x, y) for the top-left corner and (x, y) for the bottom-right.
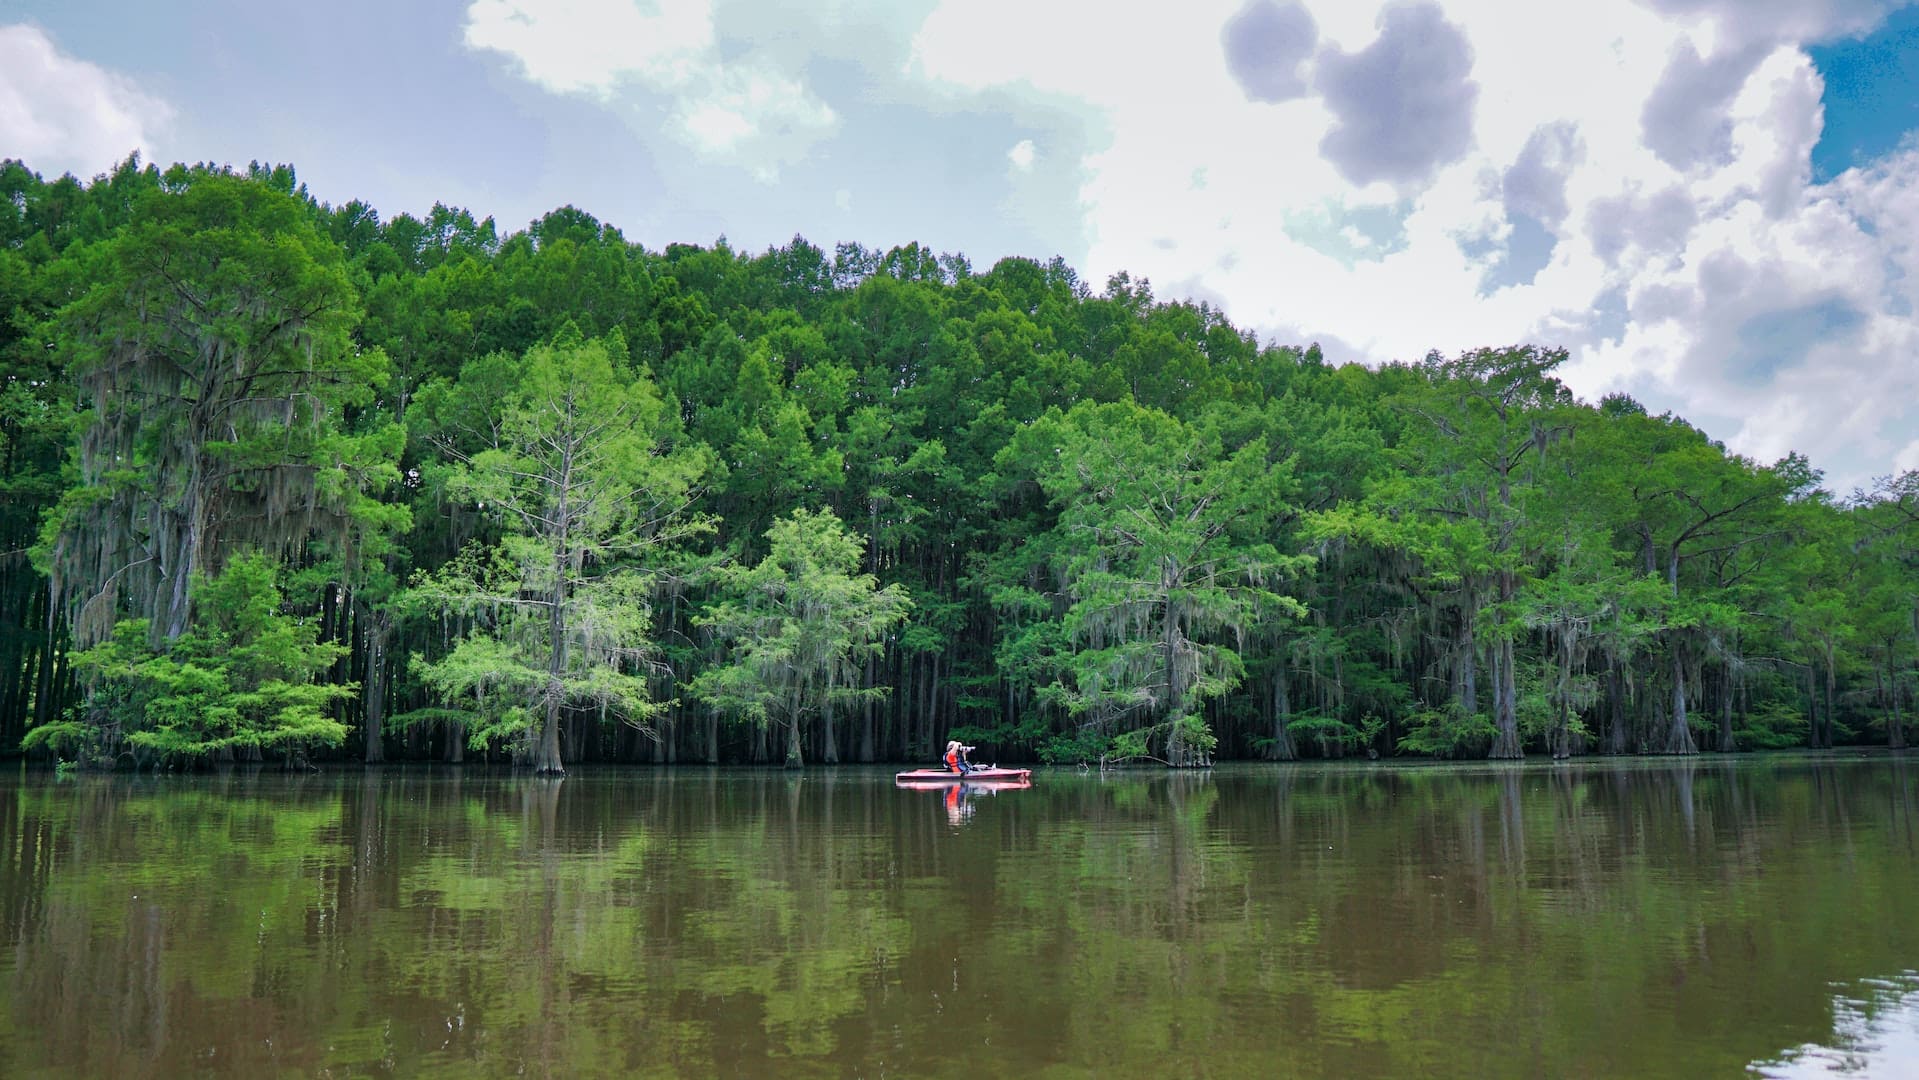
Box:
(30, 554), (350, 763)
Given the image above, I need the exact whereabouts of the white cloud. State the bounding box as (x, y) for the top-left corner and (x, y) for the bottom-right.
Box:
(903, 0), (1917, 491)
(462, 0), (714, 98)
(0, 23), (171, 179)
(1222, 1), (1318, 103)
(1636, 0), (1904, 50)
(463, 0), (836, 166)
(1574, 48), (1919, 484)
(1897, 439), (1919, 474)
(1314, 4), (1480, 187)
(1007, 138), (1036, 173)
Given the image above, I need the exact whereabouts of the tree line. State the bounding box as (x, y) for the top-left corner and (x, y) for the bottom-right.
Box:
(1, 157), (1913, 770)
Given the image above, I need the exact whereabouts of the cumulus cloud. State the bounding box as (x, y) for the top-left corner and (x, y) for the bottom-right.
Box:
(1640, 39), (1770, 171)
(1314, 3), (1479, 187)
(1503, 122), (1583, 226)
(462, 0), (710, 98)
(1831, 138), (1919, 316)
(1586, 184), (1697, 265)
(1636, 0), (1904, 46)
(1742, 51), (1825, 218)
(463, 0), (835, 166)
(902, 0), (1913, 490)
(1766, 139), (1919, 477)
(0, 23), (170, 178)
(1583, 125), (1919, 484)
(1221, 1), (1319, 103)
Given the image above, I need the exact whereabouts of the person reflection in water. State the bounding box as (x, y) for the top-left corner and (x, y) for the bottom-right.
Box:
(944, 783), (976, 825)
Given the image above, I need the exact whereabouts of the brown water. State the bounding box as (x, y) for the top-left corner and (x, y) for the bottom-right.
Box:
(0, 756), (1915, 1078)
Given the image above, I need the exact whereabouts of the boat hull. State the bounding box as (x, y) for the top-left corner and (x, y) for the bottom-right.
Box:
(894, 767), (1032, 785)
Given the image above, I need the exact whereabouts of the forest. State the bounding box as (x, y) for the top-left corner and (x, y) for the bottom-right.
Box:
(0, 157), (1914, 771)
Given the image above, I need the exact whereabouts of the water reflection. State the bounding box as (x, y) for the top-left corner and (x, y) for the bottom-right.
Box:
(1750, 973), (1919, 1077)
(0, 758), (1912, 1077)
(895, 778), (1032, 826)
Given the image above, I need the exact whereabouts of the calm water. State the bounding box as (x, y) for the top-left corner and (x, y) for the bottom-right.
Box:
(1, 757), (1916, 1078)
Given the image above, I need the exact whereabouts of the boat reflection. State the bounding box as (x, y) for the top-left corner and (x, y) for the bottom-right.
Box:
(895, 776), (1033, 825)
(893, 777), (1034, 792)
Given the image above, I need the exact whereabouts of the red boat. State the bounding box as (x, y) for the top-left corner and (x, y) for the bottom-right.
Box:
(894, 767), (1032, 786)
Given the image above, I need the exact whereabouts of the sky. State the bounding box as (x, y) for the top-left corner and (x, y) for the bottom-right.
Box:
(3, 0), (1918, 494)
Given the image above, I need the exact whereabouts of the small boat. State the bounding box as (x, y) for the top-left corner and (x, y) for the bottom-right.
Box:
(894, 767), (1032, 785)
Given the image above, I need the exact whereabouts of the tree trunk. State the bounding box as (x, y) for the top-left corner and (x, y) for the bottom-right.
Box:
(923, 652), (940, 754)
(1552, 630), (1571, 759)
(860, 652), (876, 762)
(1807, 666), (1822, 749)
(783, 685), (805, 768)
(1889, 650), (1907, 750)
(1457, 600), (1479, 719)
(1489, 569), (1522, 759)
(1890, 687), (1907, 750)
(785, 715), (804, 769)
(536, 586), (565, 773)
(533, 502), (569, 773)
(363, 613), (388, 764)
(535, 693), (564, 773)
(1163, 584), (1187, 765)
(1717, 661), (1736, 753)
(1665, 637), (1696, 754)
(158, 478), (205, 646)
(1270, 669), (1297, 761)
(1663, 548), (1695, 755)
(1821, 653), (1837, 750)
(1489, 634), (1521, 758)
(1608, 662), (1629, 755)
(894, 652), (909, 759)
(1905, 606), (1919, 750)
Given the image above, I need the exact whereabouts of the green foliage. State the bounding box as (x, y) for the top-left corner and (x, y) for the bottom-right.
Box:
(39, 170), (393, 648)
(410, 635), (543, 752)
(28, 554), (350, 763)
(1738, 701), (1810, 750)
(1286, 711), (1386, 754)
(19, 721), (88, 758)
(1395, 707), (1498, 759)
(995, 400), (1309, 764)
(1036, 729), (1113, 765)
(690, 507), (910, 765)
(407, 334), (709, 768)
(6, 157), (1917, 766)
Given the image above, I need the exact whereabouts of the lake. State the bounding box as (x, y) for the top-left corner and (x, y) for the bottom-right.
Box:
(1, 756), (1915, 1077)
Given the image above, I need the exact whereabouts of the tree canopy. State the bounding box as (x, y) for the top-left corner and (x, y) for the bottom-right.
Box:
(2, 155), (1914, 768)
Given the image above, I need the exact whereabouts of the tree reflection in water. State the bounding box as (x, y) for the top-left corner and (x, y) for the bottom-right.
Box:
(0, 759), (1914, 1077)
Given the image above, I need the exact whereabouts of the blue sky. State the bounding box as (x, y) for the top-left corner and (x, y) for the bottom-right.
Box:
(1810, 5), (1919, 178)
(3, 0), (1917, 493)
